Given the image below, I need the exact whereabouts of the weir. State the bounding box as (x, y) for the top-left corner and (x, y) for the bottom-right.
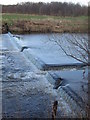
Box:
(1, 33), (88, 118)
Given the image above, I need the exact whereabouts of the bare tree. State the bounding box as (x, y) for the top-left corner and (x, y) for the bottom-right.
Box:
(2, 2), (88, 16)
(50, 34), (90, 66)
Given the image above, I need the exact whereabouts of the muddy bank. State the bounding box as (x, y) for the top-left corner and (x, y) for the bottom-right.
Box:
(2, 19), (88, 34)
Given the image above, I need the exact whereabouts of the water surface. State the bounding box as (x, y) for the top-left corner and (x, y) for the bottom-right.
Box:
(16, 33), (88, 65)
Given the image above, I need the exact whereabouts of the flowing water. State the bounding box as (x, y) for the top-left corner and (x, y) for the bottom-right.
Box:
(16, 33), (88, 65)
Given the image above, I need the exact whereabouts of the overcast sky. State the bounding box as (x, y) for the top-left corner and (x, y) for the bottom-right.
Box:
(0, 0), (89, 6)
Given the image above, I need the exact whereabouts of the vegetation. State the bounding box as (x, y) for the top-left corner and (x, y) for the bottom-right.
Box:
(2, 2), (87, 16)
(51, 34), (89, 66)
(2, 13), (88, 21)
(2, 13), (88, 34)
(1, 2), (88, 34)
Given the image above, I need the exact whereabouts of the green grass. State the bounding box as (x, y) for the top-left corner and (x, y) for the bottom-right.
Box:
(2, 13), (51, 21)
(2, 13), (52, 25)
(2, 13), (88, 22)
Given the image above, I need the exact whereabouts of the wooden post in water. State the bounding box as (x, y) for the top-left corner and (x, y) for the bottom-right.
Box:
(4, 23), (9, 33)
(52, 101), (58, 120)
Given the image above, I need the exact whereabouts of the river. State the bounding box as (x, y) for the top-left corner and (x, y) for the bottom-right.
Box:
(1, 33), (88, 118)
(14, 33), (88, 65)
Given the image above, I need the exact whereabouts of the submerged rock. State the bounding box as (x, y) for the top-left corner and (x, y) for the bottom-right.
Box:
(54, 78), (63, 89)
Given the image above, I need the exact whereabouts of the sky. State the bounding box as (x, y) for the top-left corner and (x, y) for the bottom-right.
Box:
(0, 0), (89, 6)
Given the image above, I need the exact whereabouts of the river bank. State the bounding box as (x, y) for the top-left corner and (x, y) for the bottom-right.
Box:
(2, 14), (88, 34)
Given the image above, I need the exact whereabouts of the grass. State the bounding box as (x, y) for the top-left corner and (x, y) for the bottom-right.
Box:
(2, 13), (88, 22)
(2, 13), (88, 34)
(2, 13), (49, 20)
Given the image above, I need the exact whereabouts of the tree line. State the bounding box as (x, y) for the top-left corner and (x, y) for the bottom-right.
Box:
(2, 2), (88, 16)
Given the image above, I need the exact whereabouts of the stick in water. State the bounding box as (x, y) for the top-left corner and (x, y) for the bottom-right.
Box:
(52, 100), (58, 120)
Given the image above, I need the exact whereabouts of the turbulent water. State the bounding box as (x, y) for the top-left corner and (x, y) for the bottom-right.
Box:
(1, 33), (88, 118)
(15, 33), (88, 106)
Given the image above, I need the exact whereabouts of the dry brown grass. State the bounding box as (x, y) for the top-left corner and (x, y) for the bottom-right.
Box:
(2, 18), (88, 34)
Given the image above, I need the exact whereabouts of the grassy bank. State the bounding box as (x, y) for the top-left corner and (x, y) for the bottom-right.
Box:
(2, 13), (88, 34)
